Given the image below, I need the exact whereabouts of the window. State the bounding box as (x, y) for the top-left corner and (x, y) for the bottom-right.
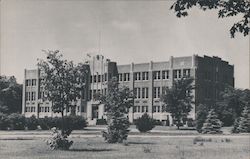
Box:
(26, 80), (29, 86)
(134, 87), (141, 99)
(98, 75), (101, 82)
(123, 73), (130, 81)
(162, 70), (169, 79)
(153, 71), (161, 80)
(134, 72), (141, 81)
(183, 69), (190, 77)
(94, 75), (97, 83)
(90, 76), (93, 83)
(154, 87), (161, 98)
(104, 73), (107, 81)
(142, 72), (148, 80)
(153, 106), (157, 112)
(142, 87), (148, 98)
(142, 106), (148, 113)
(32, 79), (36, 86)
(31, 92), (36, 101)
(174, 69), (181, 79)
(119, 73), (123, 81)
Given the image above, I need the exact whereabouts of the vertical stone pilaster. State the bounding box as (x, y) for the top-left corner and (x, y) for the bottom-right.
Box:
(148, 61), (153, 118)
(22, 69), (26, 115)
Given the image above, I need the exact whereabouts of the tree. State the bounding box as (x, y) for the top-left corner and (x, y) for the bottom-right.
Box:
(216, 86), (250, 126)
(237, 104), (250, 133)
(0, 76), (22, 114)
(161, 78), (194, 129)
(97, 77), (133, 143)
(196, 104), (209, 133)
(135, 113), (155, 133)
(171, 0), (250, 38)
(38, 50), (88, 150)
(201, 109), (222, 134)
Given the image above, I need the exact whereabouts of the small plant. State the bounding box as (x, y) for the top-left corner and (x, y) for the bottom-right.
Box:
(142, 146), (151, 153)
(135, 113), (155, 133)
(193, 136), (212, 144)
(225, 138), (231, 143)
(46, 127), (73, 150)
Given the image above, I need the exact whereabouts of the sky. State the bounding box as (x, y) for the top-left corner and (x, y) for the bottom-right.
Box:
(0, 0), (249, 89)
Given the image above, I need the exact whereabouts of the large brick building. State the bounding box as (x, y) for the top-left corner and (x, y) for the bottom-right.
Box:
(22, 55), (234, 125)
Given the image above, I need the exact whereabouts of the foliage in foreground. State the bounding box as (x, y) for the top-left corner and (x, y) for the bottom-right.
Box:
(97, 77), (133, 143)
(46, 128), (73, 150)
(171, 0), (250, 38)
(201, 109), (222, 134)
(135, 113), (155, 133)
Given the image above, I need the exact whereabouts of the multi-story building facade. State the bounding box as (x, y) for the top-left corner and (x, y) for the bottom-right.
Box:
(22, 55), (234, 125)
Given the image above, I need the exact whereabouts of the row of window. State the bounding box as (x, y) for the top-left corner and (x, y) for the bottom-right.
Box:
(90, 73), (112, 83)
(173, 69), (191, 79)
(133, 105), (165, 113)
(26, 79), (37, 86)
(134, 87), (149, 99)
(89, 89), (107, 100)
(133, 106), (148, 113)
(25, 106), (36, 112)
(25, 92), (36, 101)
(119, 69), (191, 82)
(39, 106), (50, 113)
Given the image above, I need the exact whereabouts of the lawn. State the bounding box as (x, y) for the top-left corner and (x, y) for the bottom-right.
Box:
(0, 135), (249, 159)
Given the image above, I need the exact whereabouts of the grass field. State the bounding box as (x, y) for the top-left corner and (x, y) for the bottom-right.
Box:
(0, 135), (249, 159)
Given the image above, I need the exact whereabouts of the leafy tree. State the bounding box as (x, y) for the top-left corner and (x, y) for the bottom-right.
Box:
(237, 104), (250, 133)
(135, 113), (155, 133)
(97, 77), (133, 143)
(196, 104), (209, 133)
(171, 0), (250, 38)
(38, 50), (88, 149)
(0, 76), (22, 114)
(216, 86), (249, 126)
(201, 109), (222, 134)
(161, 78), (194, 129)
(26, 115), (39, 130)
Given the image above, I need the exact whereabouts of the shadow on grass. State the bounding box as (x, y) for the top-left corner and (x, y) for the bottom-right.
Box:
(68, 148), (115, 152)
(128, 142), (156, 145)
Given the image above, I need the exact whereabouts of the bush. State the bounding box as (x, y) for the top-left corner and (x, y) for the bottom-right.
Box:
(26, 115), (39, 130)
(96, 118), (107, 125)
(46, 128), (73, 150)
(102, 116), (130, 143)
(38, 116), (87, 131)
(8, 113), (26, 130)
(135, 113), (155, 133)
(0, 113), (9, 130)
(201, 109), (222, 134)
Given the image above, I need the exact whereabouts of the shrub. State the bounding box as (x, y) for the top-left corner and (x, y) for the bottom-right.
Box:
(8, 113), (26, 130)
(237, 105), (250, 133)
(0, 113), (9, 130)
(102, 116), (130, 143)
(96, 118), (107, 125)
(135, 113), (155, 133)
(196, 104), (208, 133)
(38, 117), (51, 130)
(46, 128), (73, 150)
(201, 109), (222, 134)
(26, 115), (39, 130)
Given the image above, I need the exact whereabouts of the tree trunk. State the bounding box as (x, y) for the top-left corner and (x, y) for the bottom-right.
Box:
(61, 110), (64, 135)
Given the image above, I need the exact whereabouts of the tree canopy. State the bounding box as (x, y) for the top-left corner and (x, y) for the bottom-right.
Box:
(161, 77), (194, 129)
(171, 0), (250, 38)
(38, 50), (88, 135)
(0, 76), (22, 114)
